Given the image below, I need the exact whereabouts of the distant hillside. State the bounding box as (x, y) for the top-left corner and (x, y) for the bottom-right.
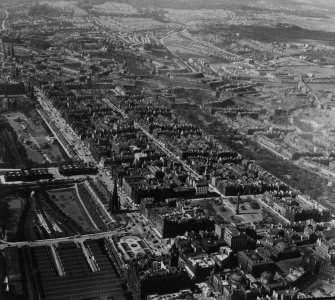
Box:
(76, 0), (335, 11)
(2, 0), (334, 12)
(0, 0), (36, 8)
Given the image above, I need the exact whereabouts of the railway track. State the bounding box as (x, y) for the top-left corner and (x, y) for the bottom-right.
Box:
(2, 128), (25, 169)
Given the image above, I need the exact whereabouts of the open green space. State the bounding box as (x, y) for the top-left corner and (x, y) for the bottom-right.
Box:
(1, 110), (68, 168)
(47, 187), (97, 233)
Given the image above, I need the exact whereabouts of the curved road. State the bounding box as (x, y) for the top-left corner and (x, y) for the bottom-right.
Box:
(0, 10), (9, 31)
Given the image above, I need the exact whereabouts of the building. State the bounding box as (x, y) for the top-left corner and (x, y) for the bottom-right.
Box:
(224, 226), (248, 251)
(211, 246), (234, 269)
(117, 235), (152, 262)
(58, 163), (98, 176)
(147, 290), (194, 300)
(215, 224), (226, 240)
(209, 269), (262, 300)
(319, 262), (335, 283)
(126, 256), (192, 300)
(22, 239), (127, 300)
(0, 82), (26, 96)
(238, 249), (277, 277)
(194, 179), (209, 196)
(269, 242), (300, 262)
(285, 207), (331, 223)
(2, 247), (24, 299)
(315, 238), (335, 261)
(272, 288), (299, 300)
(143, 203), (215, 238)
(4, 168), (52, 182)
(184, 253), (216, 280)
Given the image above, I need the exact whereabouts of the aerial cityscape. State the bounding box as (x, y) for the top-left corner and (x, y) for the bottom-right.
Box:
(1, 0), (335, 299)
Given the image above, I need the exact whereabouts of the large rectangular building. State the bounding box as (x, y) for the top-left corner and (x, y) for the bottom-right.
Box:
(127, 256), (192, 300)
(223, 225), (247, 251)
(4, 168), (53, 182)
(238, 249), (277, 278)
(143, 204), (215, 238)
(22, 239), (127, 300)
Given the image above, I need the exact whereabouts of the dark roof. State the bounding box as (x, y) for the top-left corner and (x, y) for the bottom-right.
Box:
(30, 240), (126, 300)
(0, 83), (25, 96)
(322, 229), (335, 240)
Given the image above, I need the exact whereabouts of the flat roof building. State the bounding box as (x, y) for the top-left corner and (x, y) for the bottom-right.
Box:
(23, 239), (127, 300)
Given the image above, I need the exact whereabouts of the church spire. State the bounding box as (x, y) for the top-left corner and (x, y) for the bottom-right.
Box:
(110, 180), (121, 213)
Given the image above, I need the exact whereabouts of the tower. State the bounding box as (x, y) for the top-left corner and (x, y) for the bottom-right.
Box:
(110, 180), (121, 213)
(236, 194), (241, 215)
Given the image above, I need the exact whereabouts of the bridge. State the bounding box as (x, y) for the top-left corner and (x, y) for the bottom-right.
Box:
(0, 228), (126, 250)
